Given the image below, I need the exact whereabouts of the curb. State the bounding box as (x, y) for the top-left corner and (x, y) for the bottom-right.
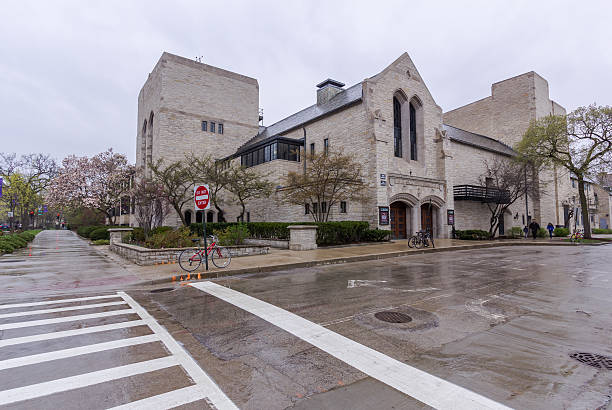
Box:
(130, 240), (608, 287)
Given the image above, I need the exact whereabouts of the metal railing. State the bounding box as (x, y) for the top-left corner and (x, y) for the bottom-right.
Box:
(453, 184), (511, 204)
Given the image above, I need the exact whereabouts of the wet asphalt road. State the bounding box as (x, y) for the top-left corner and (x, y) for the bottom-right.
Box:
(1, 230), (612, 409)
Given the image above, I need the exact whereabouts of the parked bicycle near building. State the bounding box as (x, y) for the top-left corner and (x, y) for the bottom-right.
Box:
(407, 229), (435, 249)
(178, 235), (231, 271)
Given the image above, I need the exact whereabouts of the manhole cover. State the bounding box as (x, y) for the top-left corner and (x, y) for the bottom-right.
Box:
(374, 311), (413, 323)
(150, 288), (175, 293)
(570, 352), (612, 370)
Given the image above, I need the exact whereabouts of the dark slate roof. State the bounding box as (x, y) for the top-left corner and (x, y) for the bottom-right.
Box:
(236, 83), (363, 154)
(443, 124), (516, 157)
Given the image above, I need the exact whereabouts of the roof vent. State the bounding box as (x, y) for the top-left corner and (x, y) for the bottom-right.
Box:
(317, 79), (345, 105)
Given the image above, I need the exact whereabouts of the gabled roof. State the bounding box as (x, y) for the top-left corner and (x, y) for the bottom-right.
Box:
(443, 125), (516, 157)
(237, 83), (363, 153)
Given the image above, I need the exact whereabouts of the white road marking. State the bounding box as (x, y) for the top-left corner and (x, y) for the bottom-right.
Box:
(191, 281), (510, 410)
(108, 384), (212, 410)
(118, 292), (238, 410)
(0, 301), (127, 319)
(347, 279), (387, 288)
(0, 334), (160, 371)
(0, 308), (135, 330)
(0, 356), (180, 406)
(0, 320), (147, 348)
(0, 294), (120, 310)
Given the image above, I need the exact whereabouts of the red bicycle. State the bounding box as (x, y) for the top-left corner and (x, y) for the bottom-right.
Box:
(178, 235), (231, 271)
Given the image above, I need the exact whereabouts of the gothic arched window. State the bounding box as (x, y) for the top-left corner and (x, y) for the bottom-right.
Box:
(393, 97), (402, 158)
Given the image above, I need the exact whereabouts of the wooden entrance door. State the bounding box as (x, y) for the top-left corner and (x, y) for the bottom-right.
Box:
(421, 204), (433, 234)
(390, 202), (407, 239)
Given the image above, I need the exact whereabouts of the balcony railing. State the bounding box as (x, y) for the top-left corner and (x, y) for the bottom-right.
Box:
(454, 184), (511, 204)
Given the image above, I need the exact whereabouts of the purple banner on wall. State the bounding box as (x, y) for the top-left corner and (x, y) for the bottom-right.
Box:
(379, 206), (390, 225)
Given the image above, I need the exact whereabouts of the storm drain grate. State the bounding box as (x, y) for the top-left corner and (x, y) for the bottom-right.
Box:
(374, 311), (413, 323)
(570, 352), (612, 370)
(150, 288), (175, 293)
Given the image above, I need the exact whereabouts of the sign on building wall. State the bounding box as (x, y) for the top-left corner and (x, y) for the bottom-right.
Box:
(379, 206), (390, 225)
(447, 209), (455, 225)
(380, 173), (386, 186)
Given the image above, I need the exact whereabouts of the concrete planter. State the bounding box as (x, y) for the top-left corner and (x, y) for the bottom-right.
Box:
(109, 242), (269, 266)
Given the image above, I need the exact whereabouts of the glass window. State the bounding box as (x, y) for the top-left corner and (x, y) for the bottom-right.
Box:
(310, 143), (315, 155)
(312, 202), (318, 215)
(288, 144), (299, 161)
(278, 142), (288, 160)
(247, 212), (250, 222)
(265, 145), (271, 162)
(271, 142), (277, 160)
(218, 123), (224, 134)
(210, 122), (216, 133)
(305, 203), (310, 215)
(324, 138), (329, 154)
(340, 201), (347, 213)
(410, 102), (417, 160)
(201, 121), (207, 132)
(321, 202), (327, 214)
(393, 97), (402, 158)
(259, 148), (265, 164)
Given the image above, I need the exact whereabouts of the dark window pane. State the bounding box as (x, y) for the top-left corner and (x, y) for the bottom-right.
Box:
(312, 203), (318, 214)
(310, 143), (315, 155)
(211, 122), (216, 133)
(321, 202), (327, 214)
(410, 102), (417, 160)
(394, 97), (402, 157)
(218, 123), (224, 134)
(201, 121), (207, 132)
(340, 201), (347, 213)
(324, 138), (329, 154)
(288, 145), (298, 161)
(271, 142), (277, 160)
(265, 145), (271, 162)
(305, 203), (310, 215)
(278, 143), (288, 160)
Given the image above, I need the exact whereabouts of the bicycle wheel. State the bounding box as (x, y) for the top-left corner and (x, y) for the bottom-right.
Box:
(178, 249), (202, 272)
(211, 246), (232, 268)
(414, 237), (425, 249)
(408, 236), (417, 248)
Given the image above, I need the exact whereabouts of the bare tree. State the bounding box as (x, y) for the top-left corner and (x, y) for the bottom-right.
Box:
(226, 165), (274, 221)
(185, 154), (231, 222)
(131, 171), (168, 238)
(479, 158), (540, 238)
(281, 149), (366, 222)
(149, 158), (192, 226)
(518, 105), (612, 238)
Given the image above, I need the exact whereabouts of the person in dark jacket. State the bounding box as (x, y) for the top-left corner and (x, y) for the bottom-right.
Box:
(529, 221), (540, 239)
(523, 225), (529, 239)
(546, 222), (554, 239)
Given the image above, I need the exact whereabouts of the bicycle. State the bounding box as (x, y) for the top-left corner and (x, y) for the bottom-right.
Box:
(408, 229), (435, 249)
(569, 230), (584, 244)
(178, 235), (231, 271)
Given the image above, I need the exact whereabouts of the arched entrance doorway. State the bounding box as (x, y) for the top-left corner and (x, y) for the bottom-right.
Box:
(390, 202), (407, 239)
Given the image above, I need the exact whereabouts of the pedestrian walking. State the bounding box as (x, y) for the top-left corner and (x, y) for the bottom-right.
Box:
(546, 222), (554, 239)
(523, 225), (529, 239)
(529, 220), (540, 240)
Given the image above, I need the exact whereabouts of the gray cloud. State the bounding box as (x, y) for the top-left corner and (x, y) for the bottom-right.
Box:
(1, 0), (610, 161)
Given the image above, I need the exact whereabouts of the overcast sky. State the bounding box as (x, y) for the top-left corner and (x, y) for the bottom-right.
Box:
(2, 0), (611, 161)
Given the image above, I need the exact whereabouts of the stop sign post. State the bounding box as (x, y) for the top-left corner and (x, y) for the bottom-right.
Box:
(194, 184), (211, 271)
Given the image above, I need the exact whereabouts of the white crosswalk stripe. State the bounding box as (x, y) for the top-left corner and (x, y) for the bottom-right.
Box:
(0, 291), (236, 409)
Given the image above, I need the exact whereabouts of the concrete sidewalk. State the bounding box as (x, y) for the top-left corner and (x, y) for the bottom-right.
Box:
(102, 236), (595, 286)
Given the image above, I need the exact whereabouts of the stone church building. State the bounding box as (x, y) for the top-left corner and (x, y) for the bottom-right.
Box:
(136, 52), (573, 239)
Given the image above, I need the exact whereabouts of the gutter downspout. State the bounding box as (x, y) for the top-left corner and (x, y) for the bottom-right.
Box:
(303, 127), (307, 174)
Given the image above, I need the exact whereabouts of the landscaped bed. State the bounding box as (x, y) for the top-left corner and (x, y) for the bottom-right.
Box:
(0, 230), (41, 254)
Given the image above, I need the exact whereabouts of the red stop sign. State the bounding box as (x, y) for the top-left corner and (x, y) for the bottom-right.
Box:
(194, 184), (210, 210)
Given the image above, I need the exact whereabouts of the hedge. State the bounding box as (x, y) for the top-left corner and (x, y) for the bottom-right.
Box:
(77, 225), (123, 240)
(0, 230), (41, 254)
(189, 221), (383, 246)
(553, 227), (569, 237)
(454, 229), (490, 240)
(593, 228), (612, 234)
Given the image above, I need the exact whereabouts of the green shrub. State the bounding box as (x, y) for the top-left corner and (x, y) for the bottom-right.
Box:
(217, 224), (250, 246)
(145, 227), (197, 249)
(363, 229), (391, 242)
(315, 221), (370, 245)
(0, 230), (40, 253)
(0, 242), (15, 253)
(508, 226), (523, 238)
(89, 227), (110, 241)
(77, 226), (99, 238)
(454, 229), (490, 240)
(150, 226), (174, 236)
(92, 239), (110, 245)
(128, 227), (145, 243)
(537, 228), (547, 238)
(593, 228), (612, 234)
(553, 227), (569, 237)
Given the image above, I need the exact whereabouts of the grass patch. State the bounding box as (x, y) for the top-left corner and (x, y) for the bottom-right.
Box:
(92, 239), (110, 245)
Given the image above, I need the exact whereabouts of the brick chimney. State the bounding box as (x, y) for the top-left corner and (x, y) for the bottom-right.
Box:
(316, 79), (345, 105)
